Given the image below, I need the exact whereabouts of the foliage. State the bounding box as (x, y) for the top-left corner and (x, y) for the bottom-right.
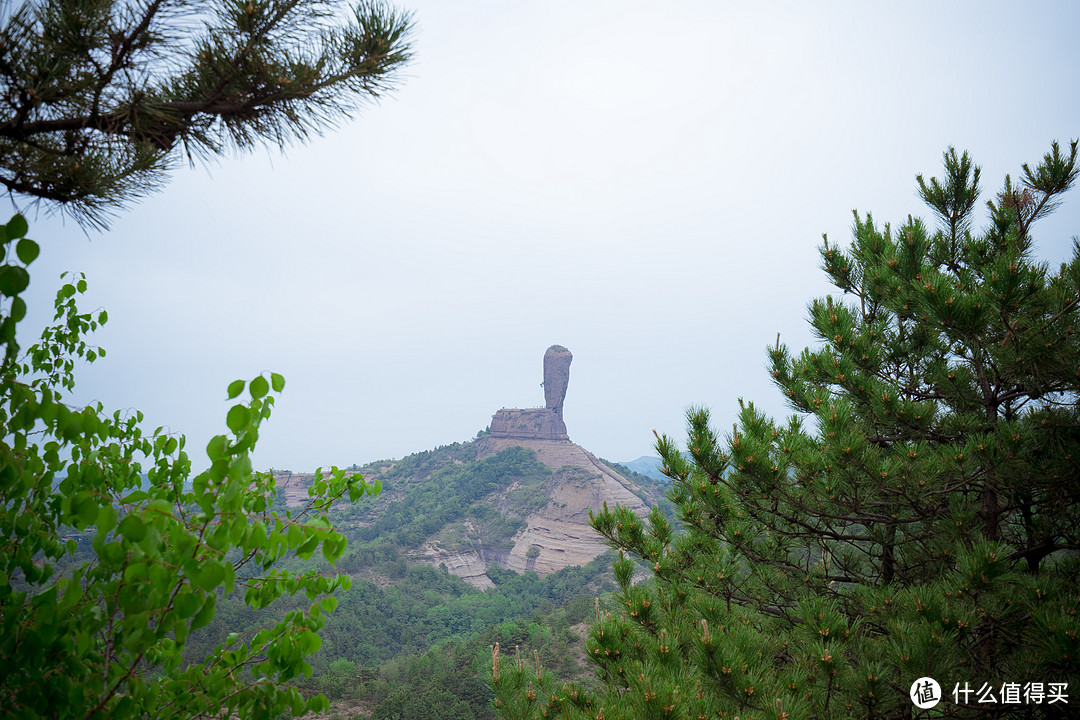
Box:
(0, 216), (379, 719)
(190, 550), (615, 673)
(347, 587), (603, 720)
(0, 0), (413, 226)
(178, 535), (612, 718)
(492, 142), (1080, 719)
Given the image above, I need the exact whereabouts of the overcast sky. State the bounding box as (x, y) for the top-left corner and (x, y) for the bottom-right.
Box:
(15, 0), (1080, 472)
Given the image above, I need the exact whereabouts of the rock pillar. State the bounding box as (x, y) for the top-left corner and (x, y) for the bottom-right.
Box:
(543, 345), (572, 419)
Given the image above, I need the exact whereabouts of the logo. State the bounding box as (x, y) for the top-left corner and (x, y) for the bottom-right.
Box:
(911, 677), (942, 709)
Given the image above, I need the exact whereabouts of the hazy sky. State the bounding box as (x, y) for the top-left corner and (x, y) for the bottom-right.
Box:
(15, 0), (1080, 472)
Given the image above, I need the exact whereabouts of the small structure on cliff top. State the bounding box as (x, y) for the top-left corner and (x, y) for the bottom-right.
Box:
(490, 345), (573, 441)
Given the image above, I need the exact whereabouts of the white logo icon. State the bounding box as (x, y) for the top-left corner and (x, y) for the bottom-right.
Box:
(911, 677), (942, 709)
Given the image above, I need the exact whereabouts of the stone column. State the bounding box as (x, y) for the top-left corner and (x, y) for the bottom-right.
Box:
(543, 345), (572, 419)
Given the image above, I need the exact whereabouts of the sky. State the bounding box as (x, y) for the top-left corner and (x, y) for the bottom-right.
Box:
(13, 0), (1080, 472)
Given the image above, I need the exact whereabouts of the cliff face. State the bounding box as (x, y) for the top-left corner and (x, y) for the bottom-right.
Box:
(488, 346), (575, 442)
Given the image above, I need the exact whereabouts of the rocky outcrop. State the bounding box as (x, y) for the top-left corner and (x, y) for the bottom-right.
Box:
(489, 408), (568, 440)
(421, 549), (495, 590)
(543, 345), (572, 418)
(326, 345), (661, 590)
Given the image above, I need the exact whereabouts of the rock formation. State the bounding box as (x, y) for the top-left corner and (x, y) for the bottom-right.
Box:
(432, 345), (652, 585)
(543, 345), (572, 418)
(489, 345), (574, 441)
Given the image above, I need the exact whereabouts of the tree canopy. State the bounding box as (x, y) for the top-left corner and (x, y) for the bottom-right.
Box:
(0, 0), (413, 226)
(493, 141), (1080, 719)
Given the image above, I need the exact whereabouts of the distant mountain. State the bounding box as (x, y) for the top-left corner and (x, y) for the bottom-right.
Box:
(616, 455), (669, 483)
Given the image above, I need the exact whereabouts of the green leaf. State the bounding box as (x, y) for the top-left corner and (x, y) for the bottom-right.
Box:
(97, 504), (118, 534)
(296, 533), (319, 559)
(120, 490), (148, 504)
(124, 562), (148, 583)
(148, 498), (172, 516)
(174, 591), (200, 619)
(322, 534), (345, 563)
(191, 595), (216, 631)
(0, 265), (30, 296)
(320, 596), (338, 612)
(192, 562), (225, 592)
(298, 629), (322, 654)
(271, 373), (285, 392)
(9, 296), (25, 322)
(101, 542), (127, 565)
(15, 238), (39, 264)
(118, 514), (147, 542)
(250, 375), (269, 399)
(73, 492), (98, 526)
(227, 380), (245, 399)
(6, 214), (28, 239)
(226, 405), (250, 433)
(123, 625), (154, 653)
(206, 434), (227, 460)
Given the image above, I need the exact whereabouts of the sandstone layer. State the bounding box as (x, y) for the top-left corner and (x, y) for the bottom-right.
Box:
(420, 548), (495, 590)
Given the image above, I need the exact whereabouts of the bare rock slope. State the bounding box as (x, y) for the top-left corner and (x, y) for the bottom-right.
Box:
(481, 436), (647, 574)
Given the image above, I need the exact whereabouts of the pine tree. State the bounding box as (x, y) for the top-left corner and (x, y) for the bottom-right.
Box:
(492, 141), (1080, 719)
(0, 0), (413, 226)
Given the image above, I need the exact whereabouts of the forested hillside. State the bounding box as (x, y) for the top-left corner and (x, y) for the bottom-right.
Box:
(186, 547), (618, 719)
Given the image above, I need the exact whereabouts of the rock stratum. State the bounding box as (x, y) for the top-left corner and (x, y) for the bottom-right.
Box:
(416, 436), (653, 588)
